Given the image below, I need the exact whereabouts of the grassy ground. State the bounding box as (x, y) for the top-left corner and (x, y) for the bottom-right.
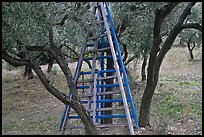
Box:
(2, 46), (202, 135)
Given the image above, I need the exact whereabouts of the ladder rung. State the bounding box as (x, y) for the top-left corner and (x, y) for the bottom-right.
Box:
(79, 69), (122, 75)
(83, 56), (112, 61)
(97, 99), (123, 103)
(86, 42), (109, 47)
(79, 90), (121, 97)
(67, 114), (132, 119)
(97, 75), (117, 80)
(84, 47), (111, 54)
(96, 90), (121, 96)
(77, 85), (89, 89)
(99, 69), (121, 73)
(81, 99), (124, 104)
(77, 79), (94, 84)
(87, 33), (107, 41)
(77, 83), (125, 89)
(96, 106), (124, 111)
(98, 114), (126, 119)
(96, 123), (128, 128)
(78, 93), (93, 98)
(97, 83), (125, 88)
(87, 106), (124, 112)
(68, 115), (80, 119)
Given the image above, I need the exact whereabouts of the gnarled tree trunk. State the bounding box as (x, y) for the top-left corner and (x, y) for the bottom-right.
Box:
(139, 2), (201, 127)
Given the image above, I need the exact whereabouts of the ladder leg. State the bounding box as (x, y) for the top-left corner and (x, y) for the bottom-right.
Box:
(60, 31), (92, 133)
(87, 39), (99, 109)
(60, 106), (70, 135)
(99, 2), (135, 135)
(104, 2), (140, 129)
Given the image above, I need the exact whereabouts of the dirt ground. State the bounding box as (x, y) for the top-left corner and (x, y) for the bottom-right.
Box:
(2, 47), (202, 135)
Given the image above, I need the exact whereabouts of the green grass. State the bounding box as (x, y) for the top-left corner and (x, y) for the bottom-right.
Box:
(2, 47), (202, 135)
(176, 80), (200, 86)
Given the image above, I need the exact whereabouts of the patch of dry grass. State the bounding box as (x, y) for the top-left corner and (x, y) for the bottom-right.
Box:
(2, 47), (202, 135)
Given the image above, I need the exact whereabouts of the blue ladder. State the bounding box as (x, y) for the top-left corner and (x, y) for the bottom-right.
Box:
(59, 2), (139, 135)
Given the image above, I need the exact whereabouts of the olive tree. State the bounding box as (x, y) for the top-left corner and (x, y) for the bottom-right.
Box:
(139, 2), (202, 126)
(2, 2), (99, 134)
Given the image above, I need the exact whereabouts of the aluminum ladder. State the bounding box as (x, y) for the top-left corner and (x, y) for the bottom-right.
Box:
(59, 2), (139, 135)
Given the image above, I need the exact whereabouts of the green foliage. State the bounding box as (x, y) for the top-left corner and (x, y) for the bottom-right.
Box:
(2, 2), (202, 65)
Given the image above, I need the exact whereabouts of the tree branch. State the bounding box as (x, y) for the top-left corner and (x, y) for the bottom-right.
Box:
(29, 61), (76, 107)
(122, 43), (128, 63)
(181, 23), (202, 32)
(2, 49), (73, 106)
(61, 44), (79, 57)
(56, 15), (68, 26)
(155, 2), (197, 83)
(124, 54), (137, 66)
(26, 45), (49, 52)
(2, 50), (29, 67)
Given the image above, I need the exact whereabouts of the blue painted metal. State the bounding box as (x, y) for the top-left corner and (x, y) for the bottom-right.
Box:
(77, 85), (89, 89)
(83, 55), (112, 61)
(68, 114), (133, 119)
(81, 99), (124, 104)
(97, 83), (125, 88)
(100, 13), (105, 124)
(79, 69), (122, 75)
(105, 2), (139, 129)
(98, 114), (127, 119)
(60, 31), (93, 129)
(60, 2), (140, 131)
(77, 83), (126, 89)
(96, 71), (100, 123)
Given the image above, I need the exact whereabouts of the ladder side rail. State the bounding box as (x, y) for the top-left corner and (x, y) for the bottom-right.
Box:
(92, 78), (97, 124)
(98, 6), (105, 124)
(60, 105), (71, 134)
(87, 39), (99, 109)
(60, 32), (91, 132)
(104, 2), (139, 129)
(96, 72), (100, 123)
(74, 32), (91, 82)
(99, 2), (134, 135)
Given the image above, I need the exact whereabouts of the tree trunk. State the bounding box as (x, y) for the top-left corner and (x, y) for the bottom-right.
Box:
(47, 55), (54, 73)
(139, 2), (198, 127)
(139, 82), (157, 126)
(3, 49), (99, 135)
(71, 100), (99, 135)
(29, 61), (99, 135)
(24, 65), (34, 79)
(141, 55), (147, 81)
(187, 41), (194, 60)
(189, 49), (194, 60)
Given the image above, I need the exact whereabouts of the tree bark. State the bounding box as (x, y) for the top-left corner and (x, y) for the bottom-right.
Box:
(187, 40), (195, 60)
(24, 65), (34, 79)
(2, 49), (99, 135)
(29, 61), (98, 135)
(122, 43), (128, 63)
(141, 55), (147, 81)
(47, 27), (98, 134)
(47, 55), (54, 73)
(139, 2), (199, 127)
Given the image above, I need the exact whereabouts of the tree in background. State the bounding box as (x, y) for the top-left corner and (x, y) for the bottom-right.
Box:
(2, 2), (98, 134)
(138, 2), (202, 127)
(2, 2), (202, 134)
